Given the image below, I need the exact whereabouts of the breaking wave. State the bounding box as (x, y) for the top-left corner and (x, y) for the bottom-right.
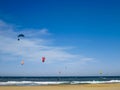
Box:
(0, 80), (120, 86)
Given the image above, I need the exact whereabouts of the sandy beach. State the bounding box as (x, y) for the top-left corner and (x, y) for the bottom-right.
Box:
(0, 83), (120, 90)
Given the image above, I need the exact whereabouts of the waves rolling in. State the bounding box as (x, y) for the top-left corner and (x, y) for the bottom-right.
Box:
(0, 76), (120, 86)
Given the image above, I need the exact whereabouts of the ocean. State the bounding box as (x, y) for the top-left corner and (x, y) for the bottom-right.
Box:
(0, 76), (120, 86)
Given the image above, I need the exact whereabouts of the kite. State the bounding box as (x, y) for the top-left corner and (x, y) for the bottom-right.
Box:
(17, 34), (25, 41)
(42, 57), (45, 62)
(21, 60), (24, 65)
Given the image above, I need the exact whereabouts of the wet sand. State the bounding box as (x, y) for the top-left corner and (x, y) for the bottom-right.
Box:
(0, 83), (120, 90)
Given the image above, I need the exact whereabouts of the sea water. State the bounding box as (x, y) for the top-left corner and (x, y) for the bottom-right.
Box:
(0, 76), (120, 86)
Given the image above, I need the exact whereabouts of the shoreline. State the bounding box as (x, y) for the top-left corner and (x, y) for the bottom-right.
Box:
(0, 83), (120, 90)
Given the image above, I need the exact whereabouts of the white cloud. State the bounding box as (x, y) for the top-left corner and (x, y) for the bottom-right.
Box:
(0, 20), (94, 64)
(39, 28), (51, 35)
(0, 20), (17, 37)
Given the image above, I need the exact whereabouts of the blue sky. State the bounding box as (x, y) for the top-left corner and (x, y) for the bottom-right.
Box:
(0, 0), (120, 76)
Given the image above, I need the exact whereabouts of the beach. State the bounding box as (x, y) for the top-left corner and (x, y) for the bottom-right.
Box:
(0, 83), (120, 90)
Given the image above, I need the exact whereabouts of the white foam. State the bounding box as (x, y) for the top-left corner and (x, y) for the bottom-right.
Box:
(0, 81), (68, 86)
(0, 81), (33, 85)
(71, 80), (120, 84)
(0, 80), (120, 86)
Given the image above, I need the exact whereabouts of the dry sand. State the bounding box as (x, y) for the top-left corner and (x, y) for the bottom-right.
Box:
(0, 83), (120, 90)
